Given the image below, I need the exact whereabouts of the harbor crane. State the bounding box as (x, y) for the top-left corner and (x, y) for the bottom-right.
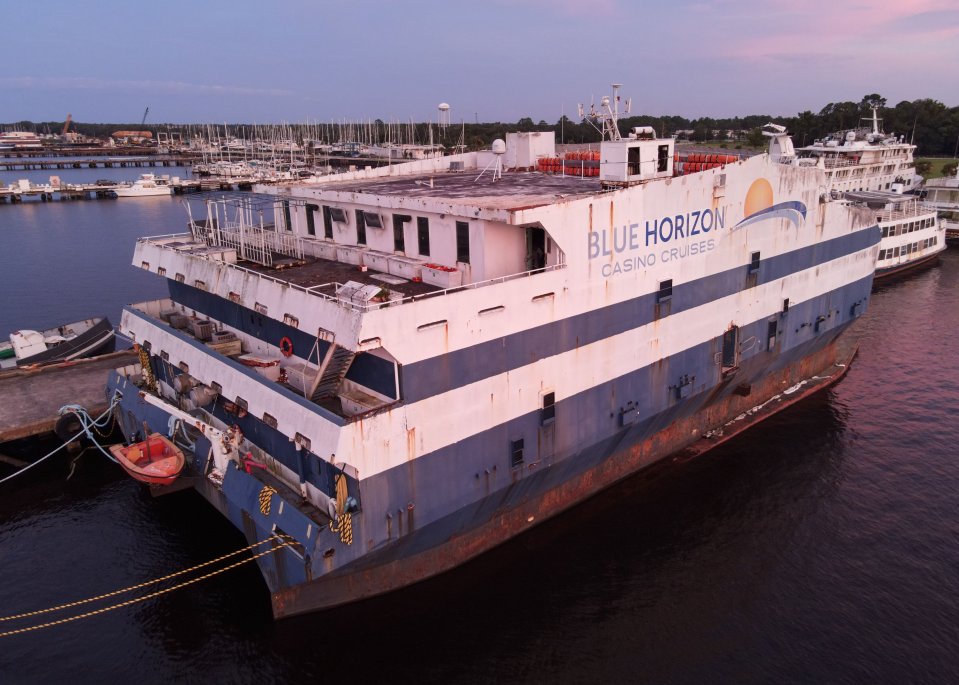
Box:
(62, 113), (72, 136)
(141, 107), (149, 127)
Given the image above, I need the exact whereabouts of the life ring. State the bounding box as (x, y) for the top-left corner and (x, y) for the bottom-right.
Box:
(279, 336), (294, 357)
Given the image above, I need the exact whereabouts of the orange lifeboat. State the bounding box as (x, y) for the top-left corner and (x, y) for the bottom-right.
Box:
(110, 434), (185, 486)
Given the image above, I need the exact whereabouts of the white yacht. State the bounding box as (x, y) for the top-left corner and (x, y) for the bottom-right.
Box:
(114, 173), (173, 198)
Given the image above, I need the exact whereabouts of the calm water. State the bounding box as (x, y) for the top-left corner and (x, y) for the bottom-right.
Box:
(1, 174), (958, 684)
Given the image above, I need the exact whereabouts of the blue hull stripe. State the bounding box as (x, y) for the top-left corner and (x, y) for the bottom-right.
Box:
(163, 227), (878, 407)
(403, 226), (878, 401)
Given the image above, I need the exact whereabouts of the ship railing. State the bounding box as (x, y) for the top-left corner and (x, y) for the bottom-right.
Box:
(140, 234), (568, 312)
(873, 202), (939, 223)
(190, 218), (309, 266)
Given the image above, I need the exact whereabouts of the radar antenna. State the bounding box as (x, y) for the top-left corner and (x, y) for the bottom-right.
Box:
(578, 83), (631, 141)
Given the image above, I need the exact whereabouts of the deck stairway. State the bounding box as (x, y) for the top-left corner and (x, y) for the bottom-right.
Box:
(312, 345), (355, 401)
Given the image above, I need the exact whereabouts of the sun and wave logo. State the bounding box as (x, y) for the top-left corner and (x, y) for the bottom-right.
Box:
(734, 178), (807, 231)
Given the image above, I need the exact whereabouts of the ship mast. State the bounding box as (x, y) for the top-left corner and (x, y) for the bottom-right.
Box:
(579, 83), (632, 141)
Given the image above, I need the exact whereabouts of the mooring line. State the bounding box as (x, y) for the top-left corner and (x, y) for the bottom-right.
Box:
(0, 540), (294, 638)
(0, 534), (288, 624)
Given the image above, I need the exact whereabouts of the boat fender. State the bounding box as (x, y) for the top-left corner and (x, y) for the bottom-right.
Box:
(54, 411), (84, 444)
(279, 336), (294, 357)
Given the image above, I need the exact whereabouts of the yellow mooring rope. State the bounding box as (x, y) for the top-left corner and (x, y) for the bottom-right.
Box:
(0, 535), (293, 638)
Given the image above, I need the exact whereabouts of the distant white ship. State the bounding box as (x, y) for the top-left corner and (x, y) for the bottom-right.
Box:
(114, 173), (173, 198)
(0, 131), (43, 150)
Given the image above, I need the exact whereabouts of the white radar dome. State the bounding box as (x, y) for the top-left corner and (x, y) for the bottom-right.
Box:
(491, 139), (506, 154)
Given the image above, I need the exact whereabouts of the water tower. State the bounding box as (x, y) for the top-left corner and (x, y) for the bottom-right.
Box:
(438, 103), (451, 131)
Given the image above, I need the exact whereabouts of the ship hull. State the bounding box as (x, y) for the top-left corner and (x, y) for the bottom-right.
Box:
(874, 250), (941, 283)
(269, 324), (857, 617)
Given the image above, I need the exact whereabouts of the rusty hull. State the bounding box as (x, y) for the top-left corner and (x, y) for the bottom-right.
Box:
(271, 332), (857, 618)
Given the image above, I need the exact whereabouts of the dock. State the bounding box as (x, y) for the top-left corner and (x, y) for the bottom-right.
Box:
(0, 156), (195, 171)
(0, 350), (135, 443)
(0, 177), (278, 203)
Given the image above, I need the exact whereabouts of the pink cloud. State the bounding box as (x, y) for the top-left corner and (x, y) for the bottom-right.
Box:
(712, 0), (958, 60)
(490, 0), (620, 17)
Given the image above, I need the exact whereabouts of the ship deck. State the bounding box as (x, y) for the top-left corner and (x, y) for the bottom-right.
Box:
(242, 255), (444, 299)
(308, 169), (603, 211)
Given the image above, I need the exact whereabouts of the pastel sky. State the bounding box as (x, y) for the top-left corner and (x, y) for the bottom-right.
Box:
(1, 0), (956, 124)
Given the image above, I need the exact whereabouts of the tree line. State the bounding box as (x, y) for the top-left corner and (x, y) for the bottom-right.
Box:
(4, 94), (958, 156)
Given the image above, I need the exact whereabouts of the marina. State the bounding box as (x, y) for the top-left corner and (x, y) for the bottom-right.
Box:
(4, 101), (955, 681)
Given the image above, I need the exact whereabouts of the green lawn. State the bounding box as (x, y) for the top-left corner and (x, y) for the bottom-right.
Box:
(917, 157), (958, 179)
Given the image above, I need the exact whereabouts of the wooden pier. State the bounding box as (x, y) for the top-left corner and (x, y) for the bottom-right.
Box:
(0, 350), (135, 444)
(0, 156), (194, 171)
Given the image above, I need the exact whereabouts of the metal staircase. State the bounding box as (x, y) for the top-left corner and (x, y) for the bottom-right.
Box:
(294, 328), (355, 403)
(311, 346), (355, 402)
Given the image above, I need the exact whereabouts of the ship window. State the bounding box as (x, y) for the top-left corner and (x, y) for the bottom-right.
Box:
(141, 261), (150, 270)
(306, 204), (318, 236)
(283, 200), (292, 232)
(210, 381), (222, 394)
(355, 210), (367, 245)
(157, 267), (166, 276)
(767, 320), (777, 351)
(228, 291), (241, 303)
(160, 350), (169, 361)
(878, 249), (886, 260)
(254, 302), (268, 315)
(658, 145), (669, 172)
(178, 362), (189, 374)
(322, 205), (334, 238)
(262, 412), (278, 429)
(363, 211), (383, 229)
(749, 252), (760, 274)
(393, 214), (410, 252)
(657, 279), (673, 303)
(175, 273), (185, 283)
(510, 438), (525, 467)
(328, 207), (347, 223)
(541, 392), (555, 425)
(783, 298), (789, 313)
(417, 217), (430, 256)
(456, 221), (470, 263)
(194, 279), (207, 291)
(283, 313), (299, 328)
(628, 146), (640, 175)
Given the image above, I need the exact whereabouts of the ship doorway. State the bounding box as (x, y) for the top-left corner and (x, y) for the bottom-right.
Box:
(305, 204), (318, 236)
(526, 226), (547, 271)
(722, 325), (739, 369)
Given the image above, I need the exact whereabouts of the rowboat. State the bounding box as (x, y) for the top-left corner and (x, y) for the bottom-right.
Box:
(109, 434), (185, 486)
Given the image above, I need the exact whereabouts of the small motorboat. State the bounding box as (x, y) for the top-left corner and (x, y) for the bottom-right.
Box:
(109, 434), (185, 486)
(0, 316), (115, 369)
(113, 173), (173, 198)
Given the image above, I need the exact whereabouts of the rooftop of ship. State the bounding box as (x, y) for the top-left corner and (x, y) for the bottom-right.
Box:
(798, 106), (911, 156)
(293, 167), (602, 212)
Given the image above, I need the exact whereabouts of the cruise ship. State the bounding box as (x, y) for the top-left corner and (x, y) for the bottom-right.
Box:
(0, 131), (43, 151)
(780, 106), (919, 194)
(105, 88), (880, 618)
(765, 115), (943, 280)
